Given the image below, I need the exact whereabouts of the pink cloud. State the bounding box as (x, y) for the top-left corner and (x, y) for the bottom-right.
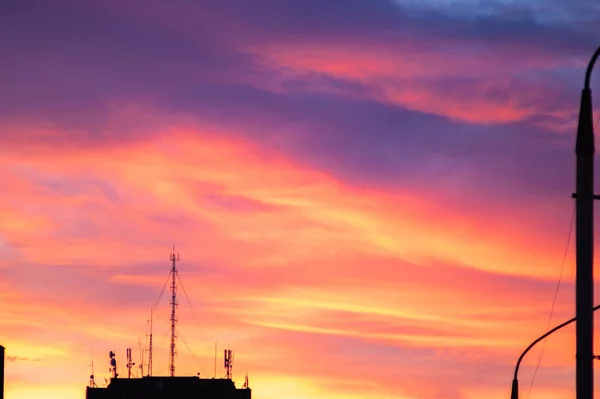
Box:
(243, 41), (579, 125)
(0, 116), (585, 399)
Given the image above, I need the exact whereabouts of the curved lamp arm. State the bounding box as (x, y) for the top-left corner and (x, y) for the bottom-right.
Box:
(585, 46), (600, 90)
(510, 304), (600, 399)
(576, 45), (600, 155)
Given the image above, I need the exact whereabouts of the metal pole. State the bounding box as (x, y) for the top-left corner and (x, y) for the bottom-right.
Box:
(575, 45), (600, 399)
(0, 345), (4, 399)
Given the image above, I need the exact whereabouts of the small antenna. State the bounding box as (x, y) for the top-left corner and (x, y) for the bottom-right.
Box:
(126, 348), (135, 379)
(109, 351), (118, 379)
(243, 373), (249, 389)
(138, 337), (144, 377)
(89, 350), (97, 388)
(214, 342), (217, 379)
(147, 310), (153, 376)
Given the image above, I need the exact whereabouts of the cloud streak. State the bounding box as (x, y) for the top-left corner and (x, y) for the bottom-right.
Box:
(0, 1), (596, 398)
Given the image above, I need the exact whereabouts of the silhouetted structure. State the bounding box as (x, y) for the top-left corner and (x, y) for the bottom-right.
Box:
(169, 247), (179, 378)
(86, 376), (251, 399)
(574, 45), (600, 399)
(0, 345), (4, 399)
(84, 247), (252, 398)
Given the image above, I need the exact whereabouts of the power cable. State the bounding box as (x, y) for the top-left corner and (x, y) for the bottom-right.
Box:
(178, 328), (207, 376)
(526, 203), (574, 398)
(159, 329), (170, 348)
(177, 273), (209, 342)
(526, 112), (600, 397)
(153, 271), (172, 310)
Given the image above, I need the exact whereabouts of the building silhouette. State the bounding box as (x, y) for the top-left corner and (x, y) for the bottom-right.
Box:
(86, 376), (251, 399)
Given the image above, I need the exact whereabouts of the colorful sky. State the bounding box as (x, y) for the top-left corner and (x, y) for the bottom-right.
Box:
(1, 0), (600, 398)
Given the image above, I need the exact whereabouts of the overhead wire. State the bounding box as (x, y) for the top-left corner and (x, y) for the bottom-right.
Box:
(176, 270), (219, 375)
(177, 272), (210, 343)
(525, 203), (574, 398)
(526, 112), (600, 397)
(159, 329), (170, 348)
(178, 328), (207, 376)
(153, 271), (172, 310)
(135, 270), (171, 348)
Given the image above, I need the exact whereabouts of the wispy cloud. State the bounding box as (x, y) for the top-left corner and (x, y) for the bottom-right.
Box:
(0, 0), (594, 398)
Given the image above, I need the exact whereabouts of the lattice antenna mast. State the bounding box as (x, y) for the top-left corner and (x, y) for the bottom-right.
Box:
(126, 348), (135, 379)
(169, 245), (180, 377)
(147, 310), (153, 376)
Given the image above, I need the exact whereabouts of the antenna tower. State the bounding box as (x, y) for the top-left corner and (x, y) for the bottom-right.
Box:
(126, 348), (135, 379)
(147, 311), (153, 376)
(169, 246), (180, 377)
(224, 349), (233, 380)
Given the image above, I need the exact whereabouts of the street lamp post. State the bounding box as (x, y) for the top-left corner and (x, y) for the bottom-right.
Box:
(575, 45), (600, 399)
(510, 305), (600, 399)
(510, 44), (600, 399)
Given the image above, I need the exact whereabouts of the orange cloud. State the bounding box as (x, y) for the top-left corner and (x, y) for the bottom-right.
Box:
(0, 117), (584, 399)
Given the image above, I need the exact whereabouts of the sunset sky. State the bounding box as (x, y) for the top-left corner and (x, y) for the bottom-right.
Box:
(1, 0), (600, 398)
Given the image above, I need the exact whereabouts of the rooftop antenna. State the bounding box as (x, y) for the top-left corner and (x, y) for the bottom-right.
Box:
(89, 350), (97, 388)
(214, 342), (217, 378)
(169, 245), (180, 377)
(147, 311), (153, 377)
(126, 348), (135, 379)
(224, 348), (233, 380)
(109, 351), (118, 379)
(243, 373), (249, 389)
(138, 337), (144, 378)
